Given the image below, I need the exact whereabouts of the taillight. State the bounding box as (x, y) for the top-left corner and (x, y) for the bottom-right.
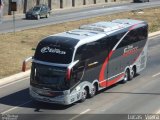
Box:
(66, 69), (71, 80)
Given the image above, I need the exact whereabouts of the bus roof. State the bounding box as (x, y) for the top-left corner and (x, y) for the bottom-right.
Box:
(41, 19), (146, 48)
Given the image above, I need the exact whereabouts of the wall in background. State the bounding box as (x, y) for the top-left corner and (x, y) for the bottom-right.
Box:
(3, 0), (131, 15)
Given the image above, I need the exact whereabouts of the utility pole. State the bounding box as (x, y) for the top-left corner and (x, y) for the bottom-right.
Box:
(10, 1), (17, 34)
(48, 0), (52, 9)
(36, 0), (40, 5)
(23, 0), (27, 13)
(0, 0), (4, 23)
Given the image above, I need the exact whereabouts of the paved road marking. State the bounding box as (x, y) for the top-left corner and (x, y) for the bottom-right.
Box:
(152, 72), (160, 78)
(69, 109), (91, 120)
(1, 100), (32, 114)
(0, 77), (29, 89)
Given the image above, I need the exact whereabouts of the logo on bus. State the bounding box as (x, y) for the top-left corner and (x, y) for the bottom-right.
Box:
(41, 47), (66, 55)
(123, 45), (138, 57)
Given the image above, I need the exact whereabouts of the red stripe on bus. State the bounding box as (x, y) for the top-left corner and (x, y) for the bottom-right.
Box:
(99, 50), (114, 86)
(100, 73), (125, 87)
(107, 73), (124, 87)
(129, 24), (139, 31)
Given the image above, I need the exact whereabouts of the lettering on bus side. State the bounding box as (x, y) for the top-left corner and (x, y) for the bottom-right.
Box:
(123, 45), (138, 57)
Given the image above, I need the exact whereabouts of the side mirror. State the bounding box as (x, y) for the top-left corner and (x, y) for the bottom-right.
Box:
(22, 56), (33, 72)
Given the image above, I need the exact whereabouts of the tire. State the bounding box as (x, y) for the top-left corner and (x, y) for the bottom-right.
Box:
(130, 66), (136, 80)
(89, 84), (97, 98)
(122, 69), (129, 83)
(37, 15), (40, 20)
(80, 88), (88, 102)
(46, 13), (50, 18)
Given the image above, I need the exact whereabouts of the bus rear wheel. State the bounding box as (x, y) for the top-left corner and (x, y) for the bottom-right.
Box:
(80, 88), (88, 102)
(130, 66), (136, 80)
(89, 84), (97, 98)
(122, 69), (129, 83)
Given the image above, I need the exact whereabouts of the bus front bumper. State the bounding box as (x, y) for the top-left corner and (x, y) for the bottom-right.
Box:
(29, 87), (72, 105)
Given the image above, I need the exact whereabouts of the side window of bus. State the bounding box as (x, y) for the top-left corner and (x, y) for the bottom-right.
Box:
(109, 32), (125, 50)
(74, 41), (101, 61)
(117, 32), (131, 48)
(82, 42), (101, 60)
(103, 32), (126, 50)
(118, 26), (147, 48)
(74, 45), (86, 61)
(118, 30), (138, 48)
(137, 26), (148, 41)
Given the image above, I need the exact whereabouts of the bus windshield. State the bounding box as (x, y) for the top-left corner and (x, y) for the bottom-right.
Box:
(31, 63), (69, 91)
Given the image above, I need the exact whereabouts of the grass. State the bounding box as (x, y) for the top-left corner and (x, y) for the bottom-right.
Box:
(1, 7), (160, 79)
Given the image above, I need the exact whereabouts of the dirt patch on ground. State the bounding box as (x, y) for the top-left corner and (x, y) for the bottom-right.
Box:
(1, 7), (160, 78)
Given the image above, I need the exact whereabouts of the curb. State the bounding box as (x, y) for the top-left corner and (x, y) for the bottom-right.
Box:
(0, 70), (30, 87)
(148, 31), (160, 37)
(0, 31), (160, 87)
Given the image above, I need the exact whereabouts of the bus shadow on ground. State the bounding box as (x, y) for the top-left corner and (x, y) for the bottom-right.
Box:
(101, 74), (160, 96)
(0, 88), (75, 112)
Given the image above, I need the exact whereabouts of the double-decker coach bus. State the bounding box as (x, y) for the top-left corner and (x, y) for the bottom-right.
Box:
(22, 19), (148, 105)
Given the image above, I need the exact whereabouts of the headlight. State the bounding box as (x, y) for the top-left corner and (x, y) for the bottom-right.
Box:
(63, 90), (70, 95)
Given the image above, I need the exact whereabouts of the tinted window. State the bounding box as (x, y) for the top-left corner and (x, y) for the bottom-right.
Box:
(74, 45), (85, 61)
(118, 26), (147, 48)
(42, 6), (46, 11)
(108, 32), (126, 50)
(35, 46), (73, 64)
(74, 41), (101, 61)
(35, 36), (79, 64)
(98, 32), (125, 51)
(31, 63), (69, 90)
(33, 7), (40, 11)
(74, 32), (126, 61)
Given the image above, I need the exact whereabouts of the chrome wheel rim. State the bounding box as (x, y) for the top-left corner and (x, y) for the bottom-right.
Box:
(37, 15), (40, 19)
(82, 89), (87, 100)
(131, 69), (135, 78)
(124, 71), (128, 82)
(91, 85), (96, 96)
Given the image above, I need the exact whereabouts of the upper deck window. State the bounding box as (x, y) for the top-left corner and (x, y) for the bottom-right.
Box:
(34, 36), (78, 64)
